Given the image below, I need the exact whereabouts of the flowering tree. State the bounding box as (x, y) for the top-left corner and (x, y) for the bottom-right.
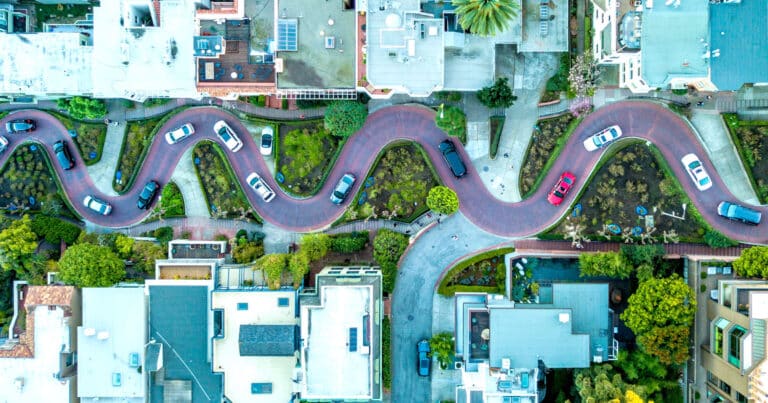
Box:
(569, 97), (593, 118)
(568, 54), (600, 98)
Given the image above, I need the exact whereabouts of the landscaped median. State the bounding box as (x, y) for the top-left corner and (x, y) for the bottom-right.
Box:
(519, 113), (581, 198)
(274, 119), (342, 197)
(437, 247), (515, 296)
(723, 113), (768, 203)
(48, 111), (107, 166)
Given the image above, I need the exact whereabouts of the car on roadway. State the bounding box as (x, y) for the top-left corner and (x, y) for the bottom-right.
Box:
(165, 123), (195, 144)
(6, 119), (36, 134)
(137, 180), (160, 209)
(83, 195), (112, 215)
(246, 172), (276, 203)
(717, 201), (762, 225)
(330, 173), (356, 205)
(260, 126), (274, 156)
(583, 125), (622, 151)
(438, 140), (467, 178)
(417, 339), (431, 377)
(214, 120), (243, 152)
(53, 140), (75, 170)
(681, 153), (712, 191)
(547, 171), (576, 206)
(0, 136), (8, 154)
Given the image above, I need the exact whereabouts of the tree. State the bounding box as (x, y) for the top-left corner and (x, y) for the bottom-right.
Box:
(289, 252), (310, 288)
(131, 241), (166, 275)
(435, 105), (467, 141)
(427, 186), (459, 215)
(734, 246), (768, 278)
(256, 254), (288, 289)
(578, 252), (632, 279)
(452, 0), (520, 37)
(300, 233), (331, 261)
(574, 364), (632, 402)
(477, 77), (517, 108)
(30, 215), (81, 245)
(0, 215), (38, 276)
(620, 244), (664, 268)
(567, 54), (600, 98)
(232, 242), (265, 264)
(57, 96), (107, 120)
(620, 275), (696, 335)
(324, 101), (368, 138)
(114, 234), (135, 259)
(374, 230), (409, 293)
(429, 332), (455, 369)
(637, 325), (691, 365)
(58, 243), (125, 287)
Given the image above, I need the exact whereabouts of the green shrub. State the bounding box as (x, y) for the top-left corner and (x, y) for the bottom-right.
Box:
(704, 230), (738, 248)
(489, 116), (505, 159)
(158, 182), (185, 217)
(30, 215), (81, 245)
(281, 98), (289, 110)
(258, 95), (266, 107)
(324, 101), (368, 138)
(700, 271), (707, 279)
(56, 97), (107, 120)
(297, 99), (329, 109)
(374, 230), (410, 294)
(232, 242), (265, 264)
(545, 53), (570, 92)
(153, 227), (174, 244)
(382, 317), (391, 389)
(330, 231), (369, 253)
(435, 106), (467, 143)
(700, 284), (707, 293)
(437, 247), (515, 296)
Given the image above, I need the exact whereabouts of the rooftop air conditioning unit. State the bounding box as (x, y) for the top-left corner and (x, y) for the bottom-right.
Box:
(97, 331), (110, 340)
(501, 358), (511, 370)
(84, 328), (96, 337)
(593, 355), (603, 363)
(559, 313), (570, 323)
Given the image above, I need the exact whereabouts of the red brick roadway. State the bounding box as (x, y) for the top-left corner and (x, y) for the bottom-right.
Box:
(1, 101), (766, 244)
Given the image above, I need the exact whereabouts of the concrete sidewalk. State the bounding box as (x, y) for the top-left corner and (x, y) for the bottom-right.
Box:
(169, 146), (210, 218)
(86, 122), (125, 197)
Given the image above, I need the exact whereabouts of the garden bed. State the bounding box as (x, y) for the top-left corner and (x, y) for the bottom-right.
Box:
(520, 113), (579, 197)
(343, 143), (439, 223)
(546, 143), (707, 243)
(50, 112), (107, 166)
(275, 120), (341, 197)
(114, 115), (166, 193)
(489, 116), (505, 159)
(438, 247), (514, 296)
(193, 142), (258, 221)
(155, 182), (185, 218)
(723, 114), (768, 202)
(0, 144), (69, 214)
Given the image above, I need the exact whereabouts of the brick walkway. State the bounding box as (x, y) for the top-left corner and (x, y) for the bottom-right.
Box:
(513, 239), (750, 258)
(325, 212), (443, 236)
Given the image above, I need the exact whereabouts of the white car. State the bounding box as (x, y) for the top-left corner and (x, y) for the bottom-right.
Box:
(0, 136), (8, 154)
(583, 125), (622, 151)
(83, 195), (112, 215)
(214, 120), (243, 152)
(681, 153), (712, 191)
(260, 126), (274, 156)
(246, 172), (276, 202)
(165, 123), (195, 144)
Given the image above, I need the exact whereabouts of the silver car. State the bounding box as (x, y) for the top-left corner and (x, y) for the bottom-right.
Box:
(214, 120), (243, 152)
(246, 172), (276, 202)
(330, 173), (356, 205)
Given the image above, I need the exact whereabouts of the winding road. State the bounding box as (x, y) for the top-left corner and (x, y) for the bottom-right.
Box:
(1, 101), (765, 243)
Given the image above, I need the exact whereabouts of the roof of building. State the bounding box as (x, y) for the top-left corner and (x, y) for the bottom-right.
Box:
(78, 287), (146, 401)
(148, 285), (222, 403)
(239, 325), (296, 356)
(0, 33), (93, 96)
(709, 0), (768, 90)
(641, 0), (709, 88)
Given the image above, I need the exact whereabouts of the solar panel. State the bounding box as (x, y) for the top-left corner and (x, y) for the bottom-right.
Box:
(277, 19), (298, 51)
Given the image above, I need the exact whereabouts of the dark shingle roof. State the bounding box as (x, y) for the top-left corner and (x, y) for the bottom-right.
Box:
(239, 325), (296, 356)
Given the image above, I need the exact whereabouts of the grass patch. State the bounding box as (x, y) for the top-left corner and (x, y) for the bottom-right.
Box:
(382, 316), (392, 390)
(723, 113), (768, 202)
(520, 113), (580, 197)
(114, 115), (166, 193)
(276, 121), (341, 197)
(156, 182), (185, 218)
(35, 4), (92, 31)
(193, 141), (260, 222)
(437, 247), (514, 296)
(48, 111), (106, 166)
(489, 116), (505, 159)
(343, 142), (439, 223)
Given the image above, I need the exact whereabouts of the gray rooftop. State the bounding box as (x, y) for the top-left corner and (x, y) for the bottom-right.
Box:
(78, 287), (147, 402)
(709, 0), (768, 90)
(641, 0), (709, 88)
(238, 325), (296, 356)
(148, 285), (222, 403)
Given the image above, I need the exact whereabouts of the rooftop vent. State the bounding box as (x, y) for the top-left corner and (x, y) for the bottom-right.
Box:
(97, 331), (110, 340)
(501, 357), (511, 370)
(559, 313), (570, 323)
(83, 328), (96, 337)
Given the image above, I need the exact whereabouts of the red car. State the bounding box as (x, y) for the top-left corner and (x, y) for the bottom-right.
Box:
(547, 172), (576, 206)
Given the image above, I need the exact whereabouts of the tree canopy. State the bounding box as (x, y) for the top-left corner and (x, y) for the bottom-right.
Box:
(733, 246), (768, 278)
(578, 251), (632, 279)
(435, 105), (467, 140)
(289, 252), (310, 288)
(621, 276), (696, 334)
(300, 233), (331, 261)
(256, 254), (288, 289)
(0, 215), (38, 276)
(477, 77), (517, 108)
(637, 325), (691, 365)
(324, 101), (368, 138)
(373, 230), (410, 294)
(56, 97), (107, 120)
(427, 186), (460, 215)
(58, 243), (125, 287)
(452, 0), (520, 37)
(429, 332), (455, 369)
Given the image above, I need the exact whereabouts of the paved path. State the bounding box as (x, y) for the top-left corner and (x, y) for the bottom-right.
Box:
(2, 101), (767, 244)
(86, 121), (125, 197)
(169, 146), (210, 218)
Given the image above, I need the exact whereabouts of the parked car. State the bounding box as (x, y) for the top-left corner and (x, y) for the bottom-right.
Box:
(0, 136), (8, 154)
(717, 201), (762, 225)
(53, 140), (75, 170)
(136, 180), (160, 209)
(438, 140), (467, 178)
(214, 120), (243, 152)
(260, 126), (274, 156)
(583, 125), (622, 151)
(681, 153), (712, 191)
(246, 172), (276, 203)
(417, 339), (431, 377)
(547, 171), (576, 206)
(330, 173), (356, 205)
(5, 119), (36, 134)
(165, 123), (195, 144)
(83, 195), (112, 215)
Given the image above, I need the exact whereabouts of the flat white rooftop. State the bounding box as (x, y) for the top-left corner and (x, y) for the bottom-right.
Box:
(0, 306), (72, 403)
(301, 285), (373, 399)
(78, 287), (146, 402)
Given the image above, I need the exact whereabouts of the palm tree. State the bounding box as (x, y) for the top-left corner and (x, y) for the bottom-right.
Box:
(452, 0), (520, 37)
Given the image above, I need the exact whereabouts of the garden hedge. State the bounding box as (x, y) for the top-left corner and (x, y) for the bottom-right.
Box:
(30, 215), (81, 245)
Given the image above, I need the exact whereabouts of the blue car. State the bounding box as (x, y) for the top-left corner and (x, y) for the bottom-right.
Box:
(417, 339), (431, 377)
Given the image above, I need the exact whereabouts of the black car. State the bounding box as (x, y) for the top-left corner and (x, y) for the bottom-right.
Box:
(5, 119), (36, 134)
(137, 180), (160, 209)
(438, 140), (467, 178)
(717, 201), (762, 225)
(53, 140), (75, 170)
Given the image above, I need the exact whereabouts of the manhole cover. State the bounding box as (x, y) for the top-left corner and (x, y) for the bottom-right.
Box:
(407, 315), (414, 321)
(483, 166), (489, 172)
